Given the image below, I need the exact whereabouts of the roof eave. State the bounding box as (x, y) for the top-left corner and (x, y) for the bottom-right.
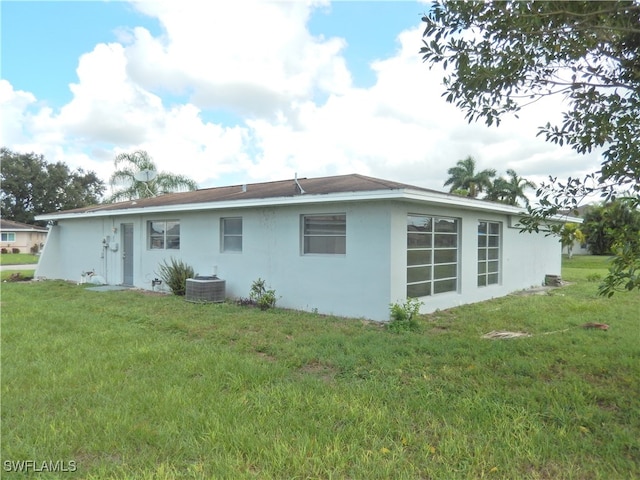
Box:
(35, 187), (579, 223)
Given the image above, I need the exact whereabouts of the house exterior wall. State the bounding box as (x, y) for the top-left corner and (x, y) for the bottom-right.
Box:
(36, 218), (121, 283)
(35, 198), (561, 321)
(36, 202), (395, 320)
(179, 202), (393, 319)
(388, 202), (561, 314)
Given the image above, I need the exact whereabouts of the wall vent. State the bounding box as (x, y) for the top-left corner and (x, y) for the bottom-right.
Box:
(185, 276), (226, 303)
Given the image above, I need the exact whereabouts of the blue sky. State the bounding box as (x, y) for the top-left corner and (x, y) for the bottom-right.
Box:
(3, 2), (424, 107)
(2, 1), (162, 106)
(1, 1), (599, 194)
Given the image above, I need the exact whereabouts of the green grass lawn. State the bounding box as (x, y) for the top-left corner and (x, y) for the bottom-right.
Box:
(1, 256), (638, 479)
(0, 253), (39, 265)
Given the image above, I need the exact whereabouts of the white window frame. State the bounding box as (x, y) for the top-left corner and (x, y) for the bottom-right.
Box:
(147, 220), (180, 250)
(301, 214), (346, 255)
(407, 214), (460, 297)
(221, 217), (243, 253)
(1, 232), (16, 242)
(477, 220), (501, 287)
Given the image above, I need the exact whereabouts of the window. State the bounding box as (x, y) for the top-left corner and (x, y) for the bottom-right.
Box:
(1, 233), (16, 242)
(221, 217), (242, 252)
(407, 215), (459, 297)
(148, 220), (180, 249)
(302, 214), (346, 254)
(478, 221), (501, 286)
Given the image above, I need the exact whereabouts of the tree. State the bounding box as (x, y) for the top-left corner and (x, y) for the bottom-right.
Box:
(560, 223), (586, 259)
(581, 201), (640, 295)
(0, 148), (105, 224)
(443, 156), (496, 198)
(107, 150), (198, 203)
(420, 1), (640, 293)
(486, 169), (537, 206)
(582, 201), (640, 255)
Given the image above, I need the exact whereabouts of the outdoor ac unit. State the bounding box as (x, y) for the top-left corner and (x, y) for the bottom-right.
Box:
(185, 276), (226, 303)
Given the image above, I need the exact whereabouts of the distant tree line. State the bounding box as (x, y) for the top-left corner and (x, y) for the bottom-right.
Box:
(581, 201), (640, 256)
(1, 148), (199, 225)
(443, 154), (640, 262)
(0, 148), (105, 225)
(443, 155), (535, 207)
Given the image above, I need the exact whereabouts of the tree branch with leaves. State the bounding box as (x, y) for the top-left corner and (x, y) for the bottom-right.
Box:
(421, 0), (640, 294)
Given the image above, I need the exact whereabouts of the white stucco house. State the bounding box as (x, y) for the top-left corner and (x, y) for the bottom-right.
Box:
(35, 174), (565, 321)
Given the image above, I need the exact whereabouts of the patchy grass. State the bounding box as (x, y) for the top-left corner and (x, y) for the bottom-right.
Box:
(0, 253), (39, 265)
(1, 256), (638, 479)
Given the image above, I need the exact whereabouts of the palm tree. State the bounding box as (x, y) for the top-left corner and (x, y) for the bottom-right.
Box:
(443, 156), (496, 198)
(106, 150), (198, 203)
(486, 169), (536, 206)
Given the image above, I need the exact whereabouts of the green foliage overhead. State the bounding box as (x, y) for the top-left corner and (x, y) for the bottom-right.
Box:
(107, 150), (198, 203)
(421, 1), (640, 193)
(421, 1), (640, 293)
(0, 148), (105, 224)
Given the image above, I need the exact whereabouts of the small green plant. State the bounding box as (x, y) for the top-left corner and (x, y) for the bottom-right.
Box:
(250, 278), (277, 310)
(388, 298), (423, 332)
(157, 257), (194, 296)
(586, 273), (602, 283)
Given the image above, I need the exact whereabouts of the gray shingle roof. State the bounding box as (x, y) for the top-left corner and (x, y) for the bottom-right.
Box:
(52, 174), (437, 215)
(0, 219), (48, 232)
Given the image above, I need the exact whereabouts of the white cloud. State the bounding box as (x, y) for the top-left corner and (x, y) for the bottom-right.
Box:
(1, 0), (604, 204)
(126, 0), (350, 120)
(0, 80), (37, 146)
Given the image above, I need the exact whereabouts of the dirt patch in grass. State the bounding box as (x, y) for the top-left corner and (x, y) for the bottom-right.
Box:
(133, 289), (171, 297)
(428, 325), (451, 334)
(299, 360), (338, 383)
(256, 351), (277, 362)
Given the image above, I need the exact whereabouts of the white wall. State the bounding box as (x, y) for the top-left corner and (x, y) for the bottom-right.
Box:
(36, 199), (562, 321)
(36, 217), (126, 284)
(176, 202), (394, 320)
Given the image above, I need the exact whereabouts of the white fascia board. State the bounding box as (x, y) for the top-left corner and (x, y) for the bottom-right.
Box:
(402, 189), (581, 224)
(35, 189), (407, 221)
(402, 189), (523, 214)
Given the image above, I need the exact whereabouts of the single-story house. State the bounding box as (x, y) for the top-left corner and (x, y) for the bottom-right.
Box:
(35, 174), (567, 321)
(0, 219), (48, 254)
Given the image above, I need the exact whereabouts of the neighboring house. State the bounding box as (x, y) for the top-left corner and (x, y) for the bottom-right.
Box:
(36, 174), (568, 321)
(0, 219), (48, 253)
